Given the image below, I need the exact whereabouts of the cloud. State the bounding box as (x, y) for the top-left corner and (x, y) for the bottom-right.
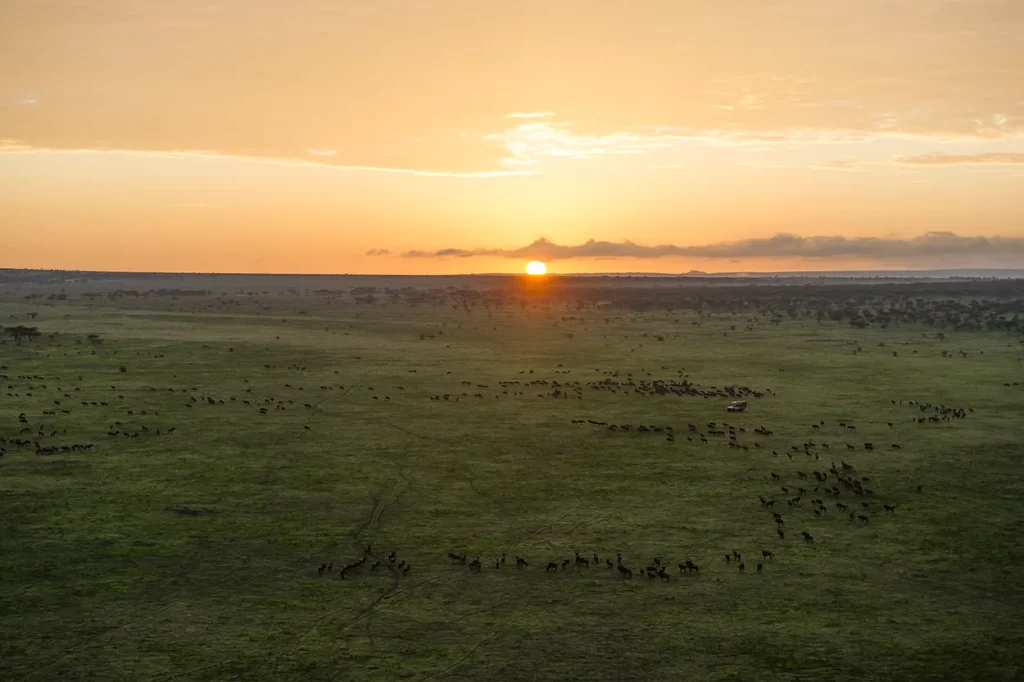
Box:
(812, 159), (861, 171)
(485, 121), (874, 167)
(400, 233), (1024, 263)
(0, 140), (535, 178)
(306, 148), (338, 156)
(0, 139), (33, 152)
(895, 152), (1024, 166)
(364, 248), (390, 256)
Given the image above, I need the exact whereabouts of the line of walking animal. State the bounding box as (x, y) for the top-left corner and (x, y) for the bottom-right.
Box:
(317, 545), (411, 579)
(435, 550), (784, 581)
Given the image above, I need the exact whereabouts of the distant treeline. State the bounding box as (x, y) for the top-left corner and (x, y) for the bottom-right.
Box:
(362, 279), (1024, 335)
(2, 269), (1022, 335)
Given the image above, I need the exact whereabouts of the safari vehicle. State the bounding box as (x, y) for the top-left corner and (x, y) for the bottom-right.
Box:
(727, 400), (748, 413)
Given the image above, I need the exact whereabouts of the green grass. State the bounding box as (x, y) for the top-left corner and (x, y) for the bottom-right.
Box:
(1, 289), (1022, 681)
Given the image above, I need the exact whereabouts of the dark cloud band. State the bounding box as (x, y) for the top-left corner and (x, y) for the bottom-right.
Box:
(384, 233), (1024, 262)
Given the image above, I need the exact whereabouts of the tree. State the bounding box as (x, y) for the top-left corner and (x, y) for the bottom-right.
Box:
(5, 325), (41, 342)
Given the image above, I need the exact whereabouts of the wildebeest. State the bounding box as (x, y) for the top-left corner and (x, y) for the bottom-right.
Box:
(678, 560), (699, 574)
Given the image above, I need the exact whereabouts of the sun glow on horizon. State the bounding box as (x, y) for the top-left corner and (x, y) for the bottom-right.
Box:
(525, 260), (547, 276)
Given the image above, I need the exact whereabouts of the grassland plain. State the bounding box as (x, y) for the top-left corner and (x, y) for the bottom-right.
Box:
(1, 278), (1022, 681)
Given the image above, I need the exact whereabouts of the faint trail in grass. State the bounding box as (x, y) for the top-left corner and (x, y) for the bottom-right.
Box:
(326, 569), (524, 682)
(9, 552), (222, 682)
(516, 499), (604, 550)
(12, 597), (185, 682)
(301, 417), (418, 647)
(164, 487), (416, 682)
(417, 631), (500, 682)
(288, 473), (410, 673)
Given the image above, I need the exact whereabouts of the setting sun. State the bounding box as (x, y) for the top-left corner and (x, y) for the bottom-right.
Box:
(525, 261), (547, 276)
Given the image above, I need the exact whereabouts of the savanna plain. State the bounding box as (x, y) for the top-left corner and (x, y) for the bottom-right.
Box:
(1, 272), (1022, 681)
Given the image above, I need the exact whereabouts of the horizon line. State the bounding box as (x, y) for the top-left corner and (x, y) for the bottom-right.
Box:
(3, 266), (1024, 280)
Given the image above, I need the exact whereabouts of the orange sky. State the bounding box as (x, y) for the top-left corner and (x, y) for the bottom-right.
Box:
(2, 0), (1023, 274)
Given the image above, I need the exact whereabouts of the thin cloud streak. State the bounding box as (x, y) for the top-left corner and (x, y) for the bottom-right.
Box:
(896, 152), (1024, 166)
(484, 120), (953, 168)
(396, 233), (1024, 262)
(0, 142), (537, 178)
(505, 112), (557, 119)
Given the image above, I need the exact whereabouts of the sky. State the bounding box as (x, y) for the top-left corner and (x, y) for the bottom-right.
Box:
(2, 0), (1023, 274)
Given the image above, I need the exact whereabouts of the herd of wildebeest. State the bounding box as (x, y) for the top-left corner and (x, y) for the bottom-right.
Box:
(308, 391), (971, 586)
(0, 315), (997, 594)
(314, 399), (963, 585)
